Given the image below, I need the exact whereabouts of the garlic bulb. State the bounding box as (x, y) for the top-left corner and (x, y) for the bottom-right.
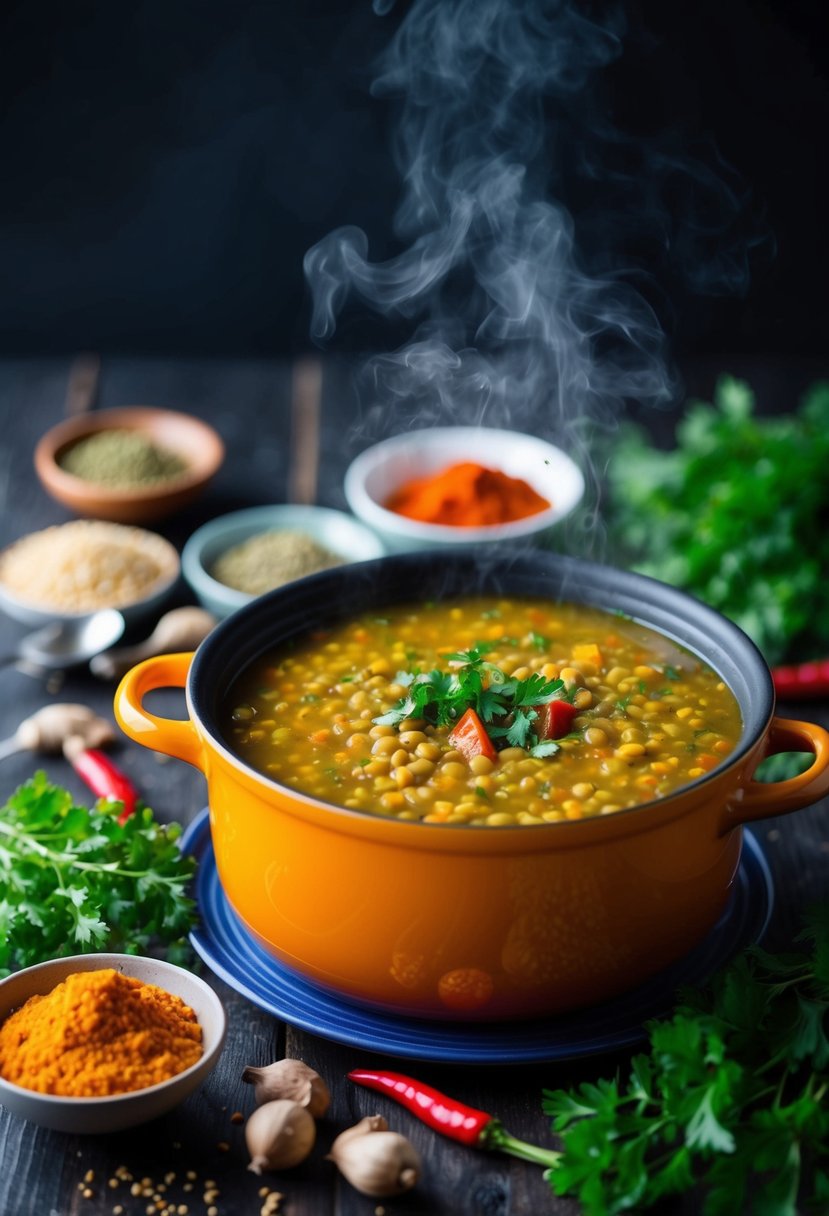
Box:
(328, 1117), (421, 1197)
(245, 1099), (316, 1174)
(242, 1058), (331, 1117)
(333, 1114), (388, 1146)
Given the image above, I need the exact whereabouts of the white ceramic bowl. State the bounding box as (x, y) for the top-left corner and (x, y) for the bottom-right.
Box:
(0, 522), (180, 629)
(181, 504), (386, 619)
(0, 953), (226, 1133)
(343, 426), (585, 552)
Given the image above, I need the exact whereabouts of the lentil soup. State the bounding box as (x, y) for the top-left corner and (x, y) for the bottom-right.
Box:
(223, 597), (742, 825)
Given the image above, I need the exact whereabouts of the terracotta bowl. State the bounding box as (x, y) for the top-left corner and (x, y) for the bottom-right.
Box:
(34, 407), (225, 524)
(114, 552), (829, 1021)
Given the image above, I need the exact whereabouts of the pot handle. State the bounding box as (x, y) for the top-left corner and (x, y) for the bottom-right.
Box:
(114, 652), (205, 771)
(721, 716), (829, 832)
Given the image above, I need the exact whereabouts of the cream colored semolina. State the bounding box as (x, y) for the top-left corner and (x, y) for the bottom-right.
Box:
(0, 521), (177, 613)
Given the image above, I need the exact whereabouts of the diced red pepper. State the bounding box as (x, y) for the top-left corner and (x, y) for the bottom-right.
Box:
(448, 707), (498, 762)
(533, 699), (578, 740)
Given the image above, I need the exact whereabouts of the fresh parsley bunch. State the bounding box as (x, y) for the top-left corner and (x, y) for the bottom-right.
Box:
(543, 908), (829, 1215)
(605, 376), (829, 663)
(0, 773), (197, 976)
(373, 643), (575, 757)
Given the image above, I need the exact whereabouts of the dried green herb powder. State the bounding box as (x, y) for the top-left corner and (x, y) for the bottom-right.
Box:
(212, 530), (344, 595)
(59, 429), (188, 488)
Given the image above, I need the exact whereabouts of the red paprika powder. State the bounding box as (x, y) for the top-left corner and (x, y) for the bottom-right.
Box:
(385, 461), (550, 526)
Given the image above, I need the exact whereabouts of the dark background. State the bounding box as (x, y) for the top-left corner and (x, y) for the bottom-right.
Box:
(0, 0), (826, 360)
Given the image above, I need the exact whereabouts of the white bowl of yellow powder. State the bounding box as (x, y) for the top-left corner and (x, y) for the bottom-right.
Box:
(0, 954), (226, 1133)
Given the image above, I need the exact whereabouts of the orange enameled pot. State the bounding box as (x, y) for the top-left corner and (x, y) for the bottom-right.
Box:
(114, 552), (829, 1020)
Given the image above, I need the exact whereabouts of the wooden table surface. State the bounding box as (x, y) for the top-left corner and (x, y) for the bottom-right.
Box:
(0, 355), (826, 1216)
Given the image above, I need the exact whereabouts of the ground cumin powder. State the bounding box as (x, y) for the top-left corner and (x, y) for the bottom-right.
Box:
(0, 968), (203, 1096)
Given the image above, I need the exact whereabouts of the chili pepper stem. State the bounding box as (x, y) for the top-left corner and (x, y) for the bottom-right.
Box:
(480, 1120), (562, 1169)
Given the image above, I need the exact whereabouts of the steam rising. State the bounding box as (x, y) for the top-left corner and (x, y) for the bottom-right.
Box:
(304, 0), (758, 445)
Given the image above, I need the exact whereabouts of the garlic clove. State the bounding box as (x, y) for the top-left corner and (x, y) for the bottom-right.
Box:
(331, 1113), (388, 1147)
(328, 1119), (421, 1197)
(242, 1058), (331, 1117)
(245, 1099), (316, 1174)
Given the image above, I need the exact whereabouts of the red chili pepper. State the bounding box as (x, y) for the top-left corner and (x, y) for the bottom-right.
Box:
(348, 1069), (561, 1168)
(448, 707), (498, 762)
(772, 659), (829, 699)
(68, 748), (139, 823)
(533, 699), (578, 740)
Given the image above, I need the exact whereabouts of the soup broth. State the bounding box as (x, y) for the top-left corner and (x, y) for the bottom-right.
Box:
(223, 597), (742, 825)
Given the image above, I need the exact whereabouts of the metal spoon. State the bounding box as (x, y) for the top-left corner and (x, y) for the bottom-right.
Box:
(0, 609), (125, 672)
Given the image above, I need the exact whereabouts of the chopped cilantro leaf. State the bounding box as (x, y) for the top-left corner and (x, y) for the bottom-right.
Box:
(543, 906), (829, 1215)
(373, 653), (576, 755)
(0, 774), (196, 976)
(530, 740), (560, 758)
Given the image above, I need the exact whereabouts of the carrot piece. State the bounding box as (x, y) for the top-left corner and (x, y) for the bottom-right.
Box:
(572, 643), (602, 666)
(534, 700), (578, 740)
(448, 708), (498, 762)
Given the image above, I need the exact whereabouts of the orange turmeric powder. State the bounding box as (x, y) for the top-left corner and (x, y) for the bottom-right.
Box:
(385, 460), (550, 527)
(0, 968), (203, 1096)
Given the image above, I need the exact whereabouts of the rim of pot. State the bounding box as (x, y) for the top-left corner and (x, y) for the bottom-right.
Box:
(189, 548), (774, 830)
